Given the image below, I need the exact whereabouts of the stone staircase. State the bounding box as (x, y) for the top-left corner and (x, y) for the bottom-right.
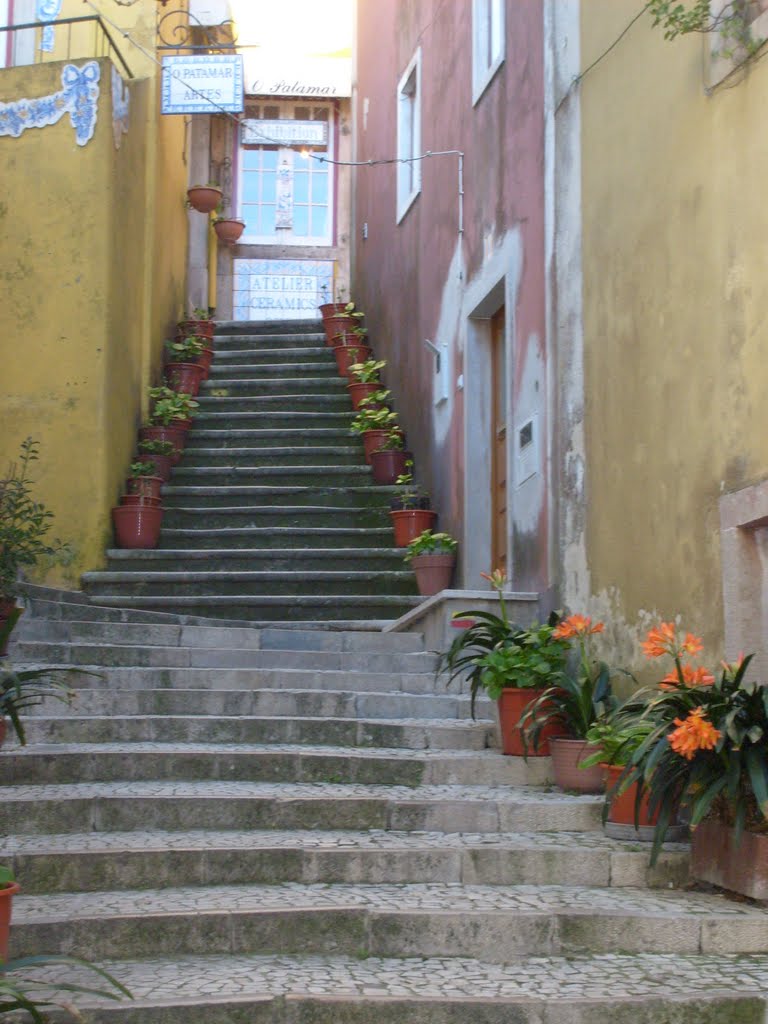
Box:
(3, 589), (768, 1022)
(81, 319), (420, 626)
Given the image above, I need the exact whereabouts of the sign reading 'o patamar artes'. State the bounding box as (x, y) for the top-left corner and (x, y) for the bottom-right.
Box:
(161, 55), (244, 114)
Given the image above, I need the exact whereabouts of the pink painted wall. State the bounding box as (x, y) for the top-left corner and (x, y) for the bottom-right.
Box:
(354, 0), (548, 593)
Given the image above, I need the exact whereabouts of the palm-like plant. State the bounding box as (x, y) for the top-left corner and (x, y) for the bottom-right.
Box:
(0, 954), (131, 1021)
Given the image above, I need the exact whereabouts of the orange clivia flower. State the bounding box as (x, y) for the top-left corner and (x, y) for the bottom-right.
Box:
(641, 622), (676, 659)
(680, 632), (704, 658)
(480, 569), (507, 591)
(660, 664), (715, 690)
(668, 707), (721, 761)
(553, 614), (605, 641)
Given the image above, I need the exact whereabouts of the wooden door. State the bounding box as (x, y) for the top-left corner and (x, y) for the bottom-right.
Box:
(491, 308), (508, 574)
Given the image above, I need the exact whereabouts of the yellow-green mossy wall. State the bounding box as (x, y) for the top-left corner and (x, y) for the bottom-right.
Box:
(579, 1), (768, 667)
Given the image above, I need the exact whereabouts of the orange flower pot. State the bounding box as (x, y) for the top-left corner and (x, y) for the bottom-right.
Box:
(389, 508), (437, 547)
(603, 764), (658, 826)
(410, 553), (455, 596)
(334, 344), (371, 378)
(0, 880), (20, 961)
(163, 361), (205, 397)
(187, 185), (222, 213)
(497, 687), (562, 756)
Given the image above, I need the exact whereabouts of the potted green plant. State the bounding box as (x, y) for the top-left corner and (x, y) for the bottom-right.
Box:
(123, 460), (163, 504)
(620, 622), (768, 890)
(347, 359), (387, 410)
(213, 215), (246, 245)
(323, 302), (364, 345)
(389, 463), (436, 546)
(136, 438), (176, 482)
(333, 341), (372, 378)
(439, 570), (568, 755)
(0, 439), (65, 655)
(319, 285), (350, 320)
(349, 403), (400, 463)
(333, 324), (369, 347)
(404, 529), (457, 596)
(178, 307), (215, 341)
(369, 427), (412, 485)
(519, 613), (617, 792)
(139, 386), (200, 463)
(163, 335), (206, 396)
(187, 183), (222, 214)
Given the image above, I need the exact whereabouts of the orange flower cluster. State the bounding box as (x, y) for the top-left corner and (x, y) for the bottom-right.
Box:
(642, 622), (703, 660)
(668, 707), (721, 761)
(480, 569), (507, 592)
(661, 664), (715, 690)
(553, 614), (605, 640)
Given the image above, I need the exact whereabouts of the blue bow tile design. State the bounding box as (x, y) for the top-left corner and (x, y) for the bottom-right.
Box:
(0, 60), (100, 146)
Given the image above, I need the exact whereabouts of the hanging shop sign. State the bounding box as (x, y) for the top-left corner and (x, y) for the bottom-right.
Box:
(242, 54), (351, 98)
(161, 55), (244, 114)
(241, 119), (328, 147)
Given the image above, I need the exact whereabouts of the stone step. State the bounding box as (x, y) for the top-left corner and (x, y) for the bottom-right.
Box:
(159, 505), (391, 531)
(167, 466), (374, 488)
(159, 484), (397, 509)
(158, 526), (395, 549)
(80, 569), (417, 599)
(1, 827), (688, 893)
(101, 549), (406, 574)
(185, 427), (360, 447)
(16, 715), (494, 751)
(195, 394), (352, 413)
(2, 744), (537, 787)
(1, 782), (599, 837)
(80, 593), (421, 622)
(215, 318), (323, 336)
(21, 687), (492, 723)
(201, 376), (346, 394)
(2, 951), (764, 1023)
(190, 411), (354, 429)
(210, 347), (331, 365)
(213, 335), (329, 352)
(208, 360), (337, 376)
(179, 446), (364, 467)
(12, 882), (768, 962)
(14, 639), (435, 673)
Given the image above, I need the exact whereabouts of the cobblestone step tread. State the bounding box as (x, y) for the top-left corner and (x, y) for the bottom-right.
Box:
(15, 951), (768, 1023)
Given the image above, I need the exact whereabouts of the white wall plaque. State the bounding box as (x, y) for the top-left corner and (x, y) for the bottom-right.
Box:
(161, 55), (244, 114)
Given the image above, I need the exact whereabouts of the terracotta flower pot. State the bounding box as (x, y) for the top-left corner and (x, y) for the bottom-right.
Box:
(187, 185), (222, 213)
(139, 453), (173, 482)
(112, 503), (164, 549)
(361, 428), (391, 463)
(370, 448), (411, 485)
(332, 331), (369, 348)
(126, 476), (164, 501)
(323, 314), (358, 344)
(410, 553), (455, 596)
(334, 344), (371, 378)
(0, 880), (20, 962)
(497, 687), (562, 756)
(320, 302), (349, 319)
(139, 426), (186, 465)
(178, 319), (214, 340)
(120, 494), (163, 508)
(549, 737), (604, 793)
(603, 764), (658, 826)
(389, 508), (437, 547)
(163, 361), (206, 397)
(347, 382), (382, 411)
(214, 218), (245, 245)
(0, 598), (19, 657)
(691, 820), (768, 900)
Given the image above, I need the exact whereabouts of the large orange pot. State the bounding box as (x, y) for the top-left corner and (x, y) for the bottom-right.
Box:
(497, 687), (562, 756)
(389, 508), (437, 547)
(0, 880), (20, 961)
(603, 764), (658, 826)
(549, 737), (604, 793)
(410, 553), (455, 596)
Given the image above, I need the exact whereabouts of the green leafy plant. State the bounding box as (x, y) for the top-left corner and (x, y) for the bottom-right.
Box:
(648, 0), (765, 57)
(390, 461), (430, 510)
(147, 386), (199, 426)
(404, 530), (457, 564)
(165, 336), (204, 363)
(0, 953), (131, 1021)
(0, 439), (66, 602)
(578, 715), (655, 768)
(379, 428), (405, 451)
(189, 307), (212, 321)
(128, 461), (155, 479)
(349, 359), (386, 384)
(137, 439), (176, 456)
(618, 621), (768, 863)
(438, 569), (566, 717)
(520, 614), (618, 753)
(343, 302), (365, 320)
(349, 405), (399, 436)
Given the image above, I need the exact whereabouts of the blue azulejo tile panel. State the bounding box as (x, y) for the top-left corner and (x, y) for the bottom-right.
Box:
(233, 259), (333, 321)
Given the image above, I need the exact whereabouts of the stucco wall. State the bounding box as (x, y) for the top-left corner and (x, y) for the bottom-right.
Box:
(354, 0), (549, 595)
(0, 38), (188, 589)
(578, 0), (768, 662)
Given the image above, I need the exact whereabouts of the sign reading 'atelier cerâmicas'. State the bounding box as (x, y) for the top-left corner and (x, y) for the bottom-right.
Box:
(161, 55), (244, 114)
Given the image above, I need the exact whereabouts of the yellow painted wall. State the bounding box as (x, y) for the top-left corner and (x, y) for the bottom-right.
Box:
(579, 1), (768, 664)
(0, 0), (189, 590)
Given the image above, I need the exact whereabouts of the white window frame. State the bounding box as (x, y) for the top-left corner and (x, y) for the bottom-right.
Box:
(396, 47), (422, 224)
(472, 0), (505, 104)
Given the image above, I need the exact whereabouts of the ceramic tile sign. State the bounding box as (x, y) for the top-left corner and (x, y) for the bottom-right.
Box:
(234, 259), (333, 321)
(161, 55), (244, 114)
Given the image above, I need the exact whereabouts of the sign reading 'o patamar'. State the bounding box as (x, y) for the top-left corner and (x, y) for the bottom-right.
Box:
(241, 120), (328, 148)
(161, 55), (244, 114)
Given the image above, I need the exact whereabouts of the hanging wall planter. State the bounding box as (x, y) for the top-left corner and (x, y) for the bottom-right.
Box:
(187, 185), (222, 214)
(213, 218), (245, 245)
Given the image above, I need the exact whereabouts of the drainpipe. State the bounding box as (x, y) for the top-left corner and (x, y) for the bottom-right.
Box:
(208, 212), (217, 313)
